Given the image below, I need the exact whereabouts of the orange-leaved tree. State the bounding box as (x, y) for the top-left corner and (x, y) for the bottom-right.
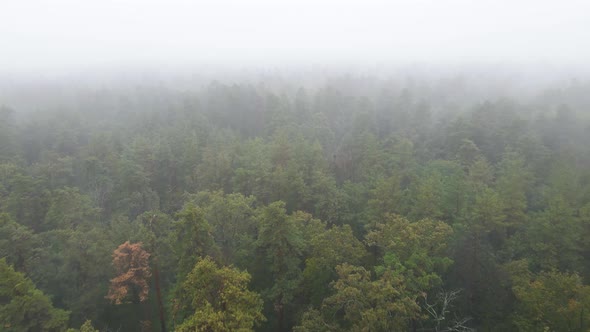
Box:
(106, 241), (151, 304)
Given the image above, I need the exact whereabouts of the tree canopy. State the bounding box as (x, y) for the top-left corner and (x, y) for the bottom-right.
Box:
(1, 72), (590, 331)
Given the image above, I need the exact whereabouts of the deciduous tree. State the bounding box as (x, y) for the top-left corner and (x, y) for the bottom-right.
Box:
(174, 257), (265, 332)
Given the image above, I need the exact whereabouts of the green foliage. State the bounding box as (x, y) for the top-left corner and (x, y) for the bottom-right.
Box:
(174, 257), (265, 332)
(43, 187), (100, 230)
(366, 214), (453, 292)
(174, 203), (219, 278)
(495, 149), (532, 230)
(297, 263), (421, 332)
(0, 106), (18, 162)
(194, 191), (258, 266)
(255, 201), (305, 331)
(66, 320), (99, 332)
(301, 218), (366, 306)
(78, 320), (98, 332)
(508, 265), (590, 332)
(0, 258), (69, 332)
(518, 195), (582, 272)
(3, 174), (50, 232)
(0, 213), (37, 272)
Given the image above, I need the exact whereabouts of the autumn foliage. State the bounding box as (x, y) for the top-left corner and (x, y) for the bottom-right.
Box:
(106, 241), (151, 304)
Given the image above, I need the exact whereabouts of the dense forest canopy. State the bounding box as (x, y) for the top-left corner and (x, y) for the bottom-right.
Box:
(1, 69), (590, 331)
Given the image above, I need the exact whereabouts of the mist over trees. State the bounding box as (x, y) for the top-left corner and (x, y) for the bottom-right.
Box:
(1, 70), (590, 331)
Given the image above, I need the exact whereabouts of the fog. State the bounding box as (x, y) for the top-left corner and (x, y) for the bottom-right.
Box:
(5, 2), (590, 332)
(2, 0), (590, 115)
(2, 0), (589, 73)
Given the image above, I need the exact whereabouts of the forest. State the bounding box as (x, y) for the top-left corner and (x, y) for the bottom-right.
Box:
(1, 71), (590, 332)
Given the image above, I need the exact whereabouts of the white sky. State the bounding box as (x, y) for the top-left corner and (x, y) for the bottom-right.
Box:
(1, 0), (589, 71)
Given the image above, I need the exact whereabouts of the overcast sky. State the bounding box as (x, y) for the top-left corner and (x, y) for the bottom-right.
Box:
(1, 0), (589, 72)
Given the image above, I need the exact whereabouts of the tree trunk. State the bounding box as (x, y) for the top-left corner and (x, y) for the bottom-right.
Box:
(276, 301), (284, 332)
(154, 262), (167, 332)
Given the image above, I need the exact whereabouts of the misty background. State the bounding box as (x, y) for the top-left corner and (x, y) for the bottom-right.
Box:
(2, 0), (590, 70)
(2, 0), (590, 113)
